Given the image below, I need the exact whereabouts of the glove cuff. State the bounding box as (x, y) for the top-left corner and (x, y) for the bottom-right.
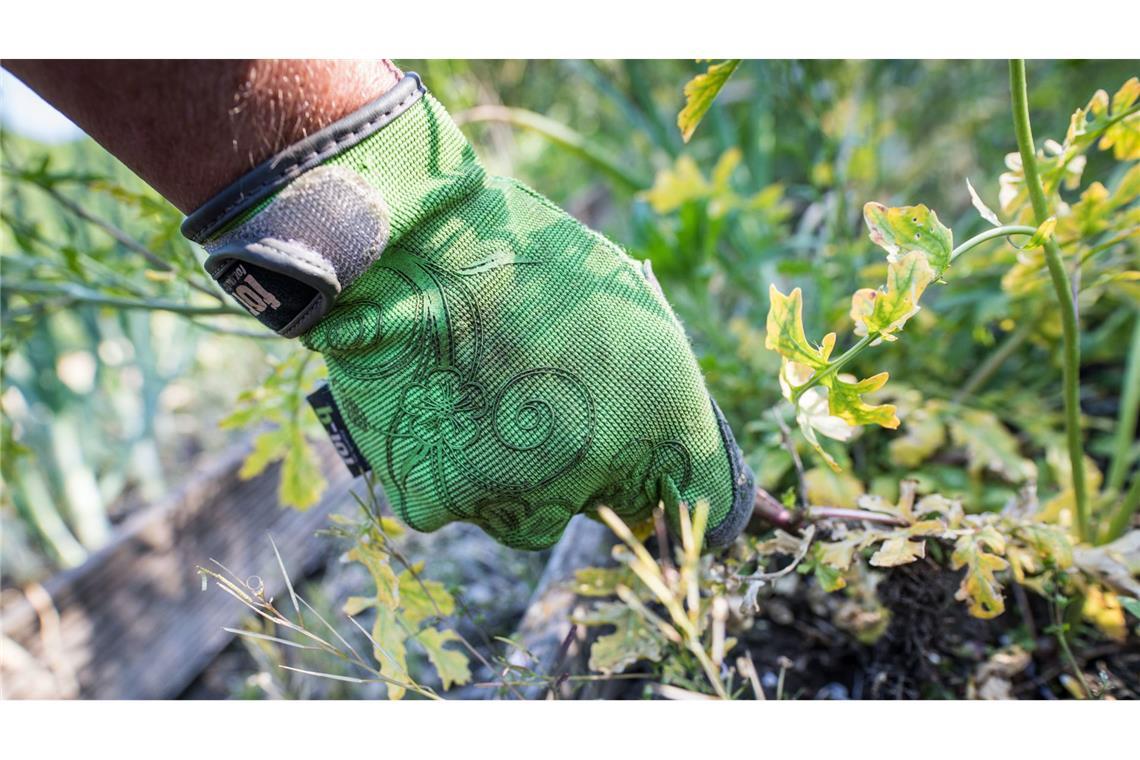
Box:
(182, 73), (484, 337)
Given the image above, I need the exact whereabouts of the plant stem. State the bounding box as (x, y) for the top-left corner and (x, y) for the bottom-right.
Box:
(453, 105), (649, 190)
(1009, 59), (1090, 543)
(1106, 314), (1140, 495)
(6, 282), (246, 317)
(954, 319), (1036, 402)
(950, 225), (1038, 261)
(791, 334), (874, 402)
(1105, 475), (1140, 543)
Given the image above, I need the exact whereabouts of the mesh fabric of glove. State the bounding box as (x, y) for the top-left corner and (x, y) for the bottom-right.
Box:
(184, 74), (753, 550)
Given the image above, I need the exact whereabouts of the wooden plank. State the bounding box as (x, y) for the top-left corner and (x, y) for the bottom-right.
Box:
(1, 439), (358, 699)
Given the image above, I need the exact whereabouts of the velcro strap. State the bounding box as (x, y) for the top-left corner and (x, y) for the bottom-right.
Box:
(201, 165), (392, 337)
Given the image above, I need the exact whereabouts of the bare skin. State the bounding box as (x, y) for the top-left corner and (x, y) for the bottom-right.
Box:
(3, 60), (401, 212)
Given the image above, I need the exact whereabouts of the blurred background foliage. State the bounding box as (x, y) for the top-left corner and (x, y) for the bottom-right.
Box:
(2, 60), (1137, 590)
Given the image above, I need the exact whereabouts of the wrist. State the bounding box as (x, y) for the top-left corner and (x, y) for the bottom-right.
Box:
(184, 73), (485, 338)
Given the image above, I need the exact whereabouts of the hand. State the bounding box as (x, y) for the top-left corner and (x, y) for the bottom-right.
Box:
(184, 74), (753, 550)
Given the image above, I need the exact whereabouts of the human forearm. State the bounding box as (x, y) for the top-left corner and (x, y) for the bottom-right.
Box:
(3, 59), (401, 212)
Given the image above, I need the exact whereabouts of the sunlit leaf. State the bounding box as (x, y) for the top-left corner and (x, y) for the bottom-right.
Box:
(766, 286), (836, 370)
(828, 372), (899, 429)
(279, 425), (326, 509)
(863, 202), (953, 275)
(1097, 77), (1140, 160)
(850, 250), (936, 341)
(677, 60), (741, 143)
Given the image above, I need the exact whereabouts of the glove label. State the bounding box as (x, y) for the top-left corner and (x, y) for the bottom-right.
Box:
(307, 384), (370, 477)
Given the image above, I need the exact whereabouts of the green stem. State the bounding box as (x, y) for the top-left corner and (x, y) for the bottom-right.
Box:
(6, 282), (246, 317)
(1106, 314), (1140, 496)
(954, 319), (1036, 403)
(1105, 474), (1140, 543)
(453, 105), (649, 191)
(950, 225), (1038, 261)
(791, 334), (874, 403)
(1009, 59), (1090, 543)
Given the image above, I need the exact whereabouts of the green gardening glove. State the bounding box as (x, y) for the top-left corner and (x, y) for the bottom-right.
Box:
(183, 73), (753, 550)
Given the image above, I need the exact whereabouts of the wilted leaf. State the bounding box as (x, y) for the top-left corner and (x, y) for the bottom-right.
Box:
(889, 402), (946, 468)
(574, 566), (639, 597)
(967, 178), (1001, 227)
(947, 408), (1036, 483)
(577, 601), (668, 674)
(951, 525), (1009, 619)
(1082, 586), (1127, 642)
(1073, 531), (1140, 598)
(678, 60), (741, 143)
(372, 605), (409, 700)
(805, 466), (865, 508)
(869, 536), (927, 567)
(417, 627), (472, 689)
(863, 202), (954, 275)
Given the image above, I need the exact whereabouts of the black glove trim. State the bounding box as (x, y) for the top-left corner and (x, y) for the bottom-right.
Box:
(182, 72), (425, 244)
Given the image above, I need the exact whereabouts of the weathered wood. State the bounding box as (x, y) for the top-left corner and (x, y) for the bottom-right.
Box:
(1, 439), (357, 699)
(501, 516), (617, 699)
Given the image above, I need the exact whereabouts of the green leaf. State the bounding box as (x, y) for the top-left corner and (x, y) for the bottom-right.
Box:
(951, 526), (1009, 619)
(827, 372), (899, 429)
(677, 60), (741, 143)
(766, 285), (836, 370)
(849, 250), (936, 341)
(417, 627), (472, 690)
(863, 202), (953, 275)
(577, 601), (668, 674)
(1121, 597), (1140, 620)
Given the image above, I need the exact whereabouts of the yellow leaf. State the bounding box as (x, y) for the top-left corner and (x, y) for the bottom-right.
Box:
(870, 536), (927, 567)
(805, 466), (865, 508)
(863, 202), (953, 274)
(677, 60), (741, 143)
(951, 526), (1009, 619)
(417, 627), (472, 689)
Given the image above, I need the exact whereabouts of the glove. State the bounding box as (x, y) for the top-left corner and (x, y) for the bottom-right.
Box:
(183, 73), (753, 550)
